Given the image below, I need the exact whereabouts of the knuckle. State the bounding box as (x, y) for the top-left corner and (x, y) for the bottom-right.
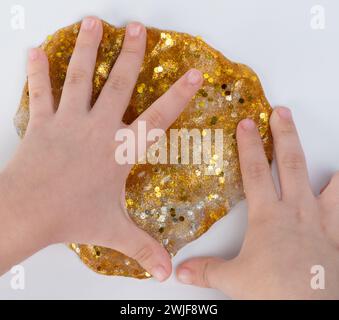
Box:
(106, 74), (130, 92)
(146, 108), (164, 129)
(28, 69), (43, 79)
(132, 245), (154, 265)
(172, 83), (189, 101)
(121, 46), (141, 57)
(66, 68), (88, 85)
(76, 40), (95, 51)
(277, 125), (295, 139)
(201, 259), (213, 287)
(246, 136), (262, 149)
(29, 85), (46, 100)
(281, 152), (304, 170)
(27, 115), (48, 131)
(246, 162), (268, 180)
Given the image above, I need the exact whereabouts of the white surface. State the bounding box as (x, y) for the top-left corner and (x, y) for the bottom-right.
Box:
(0, 0), (338, 299)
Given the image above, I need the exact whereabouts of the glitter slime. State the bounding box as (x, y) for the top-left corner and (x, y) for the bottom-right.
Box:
(15, 21), (273, 279)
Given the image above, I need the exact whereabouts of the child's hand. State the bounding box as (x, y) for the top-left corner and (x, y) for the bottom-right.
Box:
(0, 17), (203, 280)
(177, 107), (339, 299)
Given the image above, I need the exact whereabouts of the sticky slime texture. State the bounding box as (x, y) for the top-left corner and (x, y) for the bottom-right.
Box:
(15, 21), (272, 279)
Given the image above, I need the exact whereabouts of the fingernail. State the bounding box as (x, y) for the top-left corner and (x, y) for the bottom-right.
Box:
(186, 69), (202, 85)
(276, 107), (292, 120)
(29, 48), (39, 61)
(151, 265), (168, 282)
(240, 118), (255, 131)
(177, 268), (193, 284)
(127, 23), (142, 37)
(82, 17), (97, 31)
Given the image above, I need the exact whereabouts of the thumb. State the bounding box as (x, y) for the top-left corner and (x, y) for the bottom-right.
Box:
(111, 219), (172, 282)
(176, 257), (236, 292)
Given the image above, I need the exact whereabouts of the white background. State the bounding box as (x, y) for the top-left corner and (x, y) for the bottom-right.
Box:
(0, 0), (338, 299)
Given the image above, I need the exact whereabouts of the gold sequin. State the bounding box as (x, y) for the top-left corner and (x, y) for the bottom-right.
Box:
(126, 198), (134, 206)
(154, 66), (163, 73)
(260, 112), (268, 122)
(137, 83), (146, 94)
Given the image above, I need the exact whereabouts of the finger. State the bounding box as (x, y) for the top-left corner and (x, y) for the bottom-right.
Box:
(177, 257), (235, 292)
(127, 69), (202, 165)
(319, 180), (330, 195)
(93, 22), (146, 123)
(131, 69), (202, 135)
(236, 119), (278, 208)
(319, 172), (339, 204)
(270, 107), (313, 202)
(27, 48), (54, 122)
(59, 17), (103, 114)
(111, 219), (172, 282)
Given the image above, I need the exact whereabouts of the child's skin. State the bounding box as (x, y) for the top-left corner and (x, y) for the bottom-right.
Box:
(0, 17), (338, 299)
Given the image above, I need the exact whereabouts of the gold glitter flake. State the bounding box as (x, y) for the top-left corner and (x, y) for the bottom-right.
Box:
(215, 168), (222, 175)
(126, 198), (134, 206)
(97, 62), (110, 79)
(161, 33), (174, 48)
(260, 112), (268, 122)
(154, 66), (163, 73)
(165, 38), (174, 46)
(137, 83), (146, 94)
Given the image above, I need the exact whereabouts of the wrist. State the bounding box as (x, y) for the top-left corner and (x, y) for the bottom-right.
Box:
(0, 167), (57, 273)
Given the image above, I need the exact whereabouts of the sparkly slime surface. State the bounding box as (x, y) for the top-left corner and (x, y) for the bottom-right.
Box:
(15, 20), (272, 279)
